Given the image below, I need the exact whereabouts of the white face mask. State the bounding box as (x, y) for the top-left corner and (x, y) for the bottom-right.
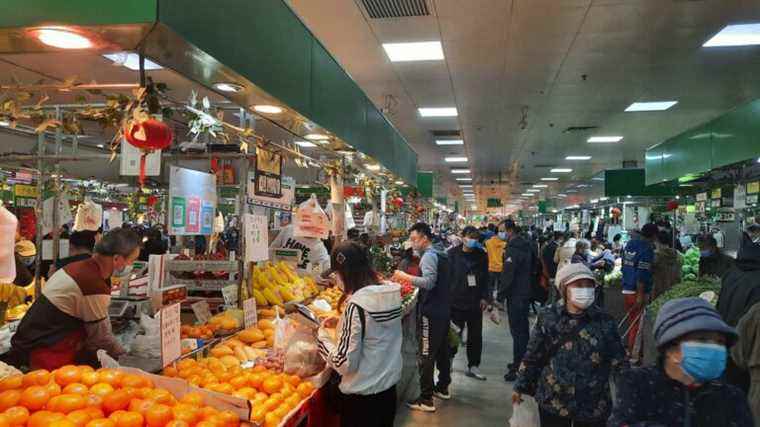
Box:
(569, 287), (595, 309)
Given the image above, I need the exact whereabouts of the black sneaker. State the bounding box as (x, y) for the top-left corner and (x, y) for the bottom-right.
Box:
(503, 370), (518, 382)
(433, 385), (451, 400)
(406, 397), (436, 412)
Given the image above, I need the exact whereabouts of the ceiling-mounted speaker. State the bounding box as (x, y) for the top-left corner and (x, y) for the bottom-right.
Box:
(358, 0), (430, 19)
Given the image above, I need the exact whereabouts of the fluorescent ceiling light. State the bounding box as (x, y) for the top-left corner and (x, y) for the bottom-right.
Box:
(213, 82), (244, 93)
(435, 139), (464, 146)
(526, 189), (541, 193)
(557, 194), (567, 198)
(419, 107), (458, 117)
(295, 141), (316, 148)
(365, 164), (381, 171)
(521, 193), (535, 197)
(96, 144), (105, 149)
(460, 185), (472, 188)
(445, 156), (468, 162)
(253, 105), (284, 114)
(35, 28), (93, 49)
(625, 101), (678, 112)
(0, 120), (9, 127)
(703, 24), (760, 47)
(565, 156), (591, 160)
(456, 178), (472, 181)
(103, 52), (162, 70)
(451, 169), (470, 174)
(382, 41), (444, 62)
(304, 133), (329, 141)
(550, 168), (573, 173)
(532, 184), (548, 188)
(541, 177), (559, 181)
(587, 136), (623, 143)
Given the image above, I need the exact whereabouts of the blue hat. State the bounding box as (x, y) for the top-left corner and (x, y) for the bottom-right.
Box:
(654, 297), (737, 348)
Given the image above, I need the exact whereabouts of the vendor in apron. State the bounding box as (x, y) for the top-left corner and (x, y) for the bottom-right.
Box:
(10, 228), (140, 370)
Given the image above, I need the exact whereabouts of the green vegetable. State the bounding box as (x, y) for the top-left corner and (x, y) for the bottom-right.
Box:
(648, 277), (721, 318)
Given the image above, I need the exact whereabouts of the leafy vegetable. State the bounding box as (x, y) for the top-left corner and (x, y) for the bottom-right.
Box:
(648, 277), (721, 318)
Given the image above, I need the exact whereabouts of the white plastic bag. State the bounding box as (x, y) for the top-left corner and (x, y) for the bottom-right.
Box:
(509, 396), (540, 427)
(73, 198), (103, 232)
(131, 314), (161, 359)
(293, 194), (329, 240)
(0, 206), (17, 283)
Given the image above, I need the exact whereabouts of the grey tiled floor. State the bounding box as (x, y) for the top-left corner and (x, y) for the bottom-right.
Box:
(395, 310), (516, 426)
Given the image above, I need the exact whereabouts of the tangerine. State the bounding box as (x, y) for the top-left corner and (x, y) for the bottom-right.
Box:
(85, 394), (103, 409)
(261, 377), (282, 395)
(80, 373), (99, 387)
(194, 422), (215, 427)
(144, 403), (173, 427)
(3, 406), (28, 426)
(89, 384), (115, 397)
(28, 411), (65, 427)
(84, 418), (115, 427)
(0, 391), (20, 412)
(47, 393), (86, 414)
(54, 366), (83, 386)
(19, 385), (50, 411)
(23, 370), (51, 387)
(164, 421), (188, 427)
(250, 406), (266, 423)
(296, 382), (314, 397)
(0, 377), (21, 393)
(115, 412), (145, 427)
(63, 383), (89, 395)
(170, 404), (198, 424)
(46, 381), (62, 397)
(179, 392), (203, 406)
(127, 398), (152, 415)
(84, 407), (104, 419)
(66, 409), (92, 427)
(284, 375), (301, 387)
(144, 389), (173, 405)
(102, 390), (131, 414)
(48, 418), (77, 427)
(95, 370), (123, 387)
(118, 375), (144, 389)
(263, 412), (281, 427)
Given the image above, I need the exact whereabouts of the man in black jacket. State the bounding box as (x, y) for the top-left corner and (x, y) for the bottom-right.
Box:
(717, 224), (760, 394)
(500, 220), (536, 382)
(448, 226), (491, 381)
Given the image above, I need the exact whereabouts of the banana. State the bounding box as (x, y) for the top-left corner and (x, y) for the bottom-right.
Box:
(262, 287), (283, 306)
(278, 286), (296, 303)
(253, 289), (268, 306)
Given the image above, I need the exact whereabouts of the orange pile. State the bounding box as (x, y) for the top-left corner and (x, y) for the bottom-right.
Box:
(0, 365), (240, 427)
(179, 324), (218, 340)
(163, 360), (315, 427)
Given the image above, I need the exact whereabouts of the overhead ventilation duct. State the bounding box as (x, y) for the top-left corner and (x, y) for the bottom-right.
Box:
(359, 0), (430, 19)
(563, 126), (599, 133)
(432, 130), (461, 138)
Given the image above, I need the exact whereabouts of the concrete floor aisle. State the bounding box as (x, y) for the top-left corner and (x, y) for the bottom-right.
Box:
(395, 311), (516, 427)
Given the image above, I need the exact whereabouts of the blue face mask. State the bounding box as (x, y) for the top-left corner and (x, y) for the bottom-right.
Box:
(700, 249), (713, 257)
(680, 341), (727, 383)
(498, 232), (507, 241)
(464, 238), (479, 249)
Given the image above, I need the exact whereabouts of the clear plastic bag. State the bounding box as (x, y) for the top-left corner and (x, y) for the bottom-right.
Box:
(131, 314), (161, 359)
(509, 396), (540, 427)
(284, 340), (324, 378)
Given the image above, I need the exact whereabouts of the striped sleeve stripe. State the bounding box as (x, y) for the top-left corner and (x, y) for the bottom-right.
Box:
(331, 304), (357, 368)
(317, 340), (329, 359)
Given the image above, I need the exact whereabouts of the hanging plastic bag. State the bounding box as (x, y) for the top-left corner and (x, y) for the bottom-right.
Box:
(293, 194), (329, 240)
(73, 198), (103, 232)
(344, 203), (356, 230)
(0, 206), (18, 284)
(509, 395), (540, 427)
(131, 314), (161, 359)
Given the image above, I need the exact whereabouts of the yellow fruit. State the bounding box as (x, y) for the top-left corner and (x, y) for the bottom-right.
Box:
(262, 288), (283, 307)
(238, 329), (265, 344)
(252, 290), (268, 307)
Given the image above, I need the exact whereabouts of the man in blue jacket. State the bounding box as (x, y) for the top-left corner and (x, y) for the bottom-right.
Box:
(621, 223), (657, 361)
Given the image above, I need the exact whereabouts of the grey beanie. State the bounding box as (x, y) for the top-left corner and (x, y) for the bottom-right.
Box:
(654, 297), (737, 348)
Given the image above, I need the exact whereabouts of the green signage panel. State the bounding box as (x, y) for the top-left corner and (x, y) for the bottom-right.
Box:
(487, 198), (502, 208)
(605, 169), (677, 197)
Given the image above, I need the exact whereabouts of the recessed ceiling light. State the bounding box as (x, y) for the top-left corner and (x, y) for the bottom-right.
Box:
(96, 144), (105, 149)
(541, 177), (559, 181)
(213, 82), (244, 93)
(382, 41), (444, 62)
(34, 28), (93, 49)
(304, 133), (329, 141)
(435, 139), (464, 145)
(625, 101), (678, 112)
(419, 108), (458, 117)
(526, 189), (541, 193)
(103, 52), (162, 70)
(365, 164), (381, 171)
(253, 105), (284, 114)
(456, 178), (472, 181)
(532, 184), (548, 188)
(445, 156), (468, 162)
(451, 169), (470, 174)
(521, 193), (535, 197)
(565, 156), (591, 160)
(460, 184), (472, 188)
(587, 136), (623, 143)
(703, 23), (760, 47)
(295, 141), (317, 148)
(550, 168), (573, 173)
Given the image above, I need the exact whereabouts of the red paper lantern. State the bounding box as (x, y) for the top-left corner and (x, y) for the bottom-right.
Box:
(611, 207), (622, 218)
(124, 119), (173, 185)
(666, 200), (679, 211)
(146, 195), (158, 207)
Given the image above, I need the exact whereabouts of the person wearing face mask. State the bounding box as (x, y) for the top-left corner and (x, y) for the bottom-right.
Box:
(485, 223), (508, 302)
(512, 263), (627, 427)
(717, 223), (760, 394)
(12, 238), (36, 287)
(541, 231), (564, 303)
(609, 297), (753, 427)
(9, 227), (140, 370)
(697, 235), (734, 279)
(317, 241), (402, 427)
(448, 226), (491, 381)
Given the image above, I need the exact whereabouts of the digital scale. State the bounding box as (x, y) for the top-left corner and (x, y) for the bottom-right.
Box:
(110, 261), (153, 320)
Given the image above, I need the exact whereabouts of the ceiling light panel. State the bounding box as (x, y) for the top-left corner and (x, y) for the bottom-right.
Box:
(587, 136), (623, 143)
(419, 107), (458, 117)
(456, 178), (472, 181)
(565, 156), (591, 160)
(526, 189), (540, 193)
(703, 24), (760, 47)
(35, 28), (93, 49)
(103, 52), (162, 70)
(382, 41), (444, 62)
(444, 157), (468, 162)
(625, 101), (678, 112)
(541, 177), (559, 181)
(550, 168), (573, 173)
(451, 169), (470, 174)
(532, 184), (548, 188)
(435, 139), (464, 146)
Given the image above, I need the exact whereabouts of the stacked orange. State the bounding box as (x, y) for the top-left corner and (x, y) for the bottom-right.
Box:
(0, 365), (240, 427)
(162, 360), (314, 427)
(180, 324), (218, 340)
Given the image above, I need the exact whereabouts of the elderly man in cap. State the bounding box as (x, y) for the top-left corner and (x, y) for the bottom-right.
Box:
(512, 263), (627, 427)
(609, 297), (753, 426)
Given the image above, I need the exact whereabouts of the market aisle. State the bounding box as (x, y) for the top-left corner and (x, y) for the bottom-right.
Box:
(395, 310), (515, 427)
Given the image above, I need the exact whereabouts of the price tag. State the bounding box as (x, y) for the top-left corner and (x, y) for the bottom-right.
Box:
(467, 274), (477, 287)
(191, 301), (212, 323)
(160, 303), (181, 367)
(243, 298), (257, 328)
(222, 284), (239, 307)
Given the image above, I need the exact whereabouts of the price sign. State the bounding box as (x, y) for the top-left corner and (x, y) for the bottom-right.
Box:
(191, 300), (212, 323)
(244, 214), (269, 262)
(243, 298), (257, 328)
(222, 284), (239, 307)
(748, 181), (759, 194)
(160, 303), (181, 367)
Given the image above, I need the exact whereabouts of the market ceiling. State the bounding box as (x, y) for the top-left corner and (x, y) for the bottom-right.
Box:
(288, 0), (760, 210)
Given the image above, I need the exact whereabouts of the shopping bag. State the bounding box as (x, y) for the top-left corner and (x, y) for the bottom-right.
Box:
(293, 194), (329, 240)
(509, 395), (540, 427)
(73, 198), (102, 232)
